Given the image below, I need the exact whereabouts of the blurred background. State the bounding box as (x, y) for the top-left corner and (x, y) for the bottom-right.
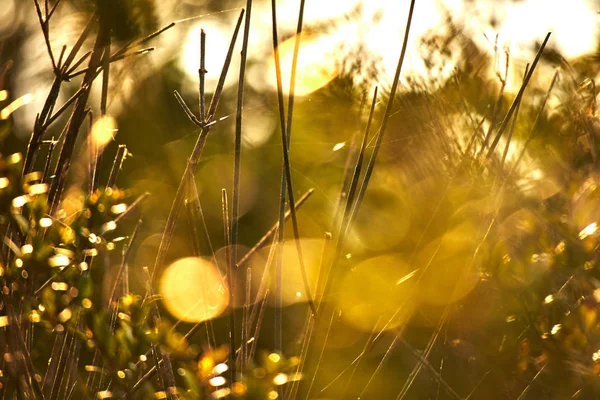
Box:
(3, 0), (600, 398)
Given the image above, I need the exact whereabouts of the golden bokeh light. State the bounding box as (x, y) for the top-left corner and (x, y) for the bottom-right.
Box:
(253, 238), (324, 306)
(337, 253), (417, 332)
(91, 115), (118, 150)
(416, 223), (481, 306)
(214, 245), (267, 308)
(266, 32), (340, 96)
(159, 257), (229, 323)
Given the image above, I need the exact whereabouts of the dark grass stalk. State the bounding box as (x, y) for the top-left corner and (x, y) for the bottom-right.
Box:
(509, 69), (559, 175)
(23, 13), (94, 175)
(100, 37), (111, 116)
(43, 85), (87, 128)
(231, 3), (252, 372)
(316, 87), (377, 312)
(66, 47), (156, 80)
(56, 45), (66, 70)
(270, 1), (316, 362)
(33, 0), (57, 72)
(150, 9), (245, 287)
(42, 138), (57, 182)
(500, 65), (529, 170)
(241, 267), (251, 367)
(332, 90), (368, 233)
(478, 45), (509, 155)
(107, 144), (127, 189)
(199, 29), (206, 121)
(221, 189), (237, 381)
(284, 0), (306, 141)
(484, 32), (551, 161)
(236, 188), (314, 268)
(48, 14), (110, 212)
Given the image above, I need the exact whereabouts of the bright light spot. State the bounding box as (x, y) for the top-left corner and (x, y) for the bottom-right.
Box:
(212, 388), (231, 399)
(209, 376), (226, 387)
(273, 373), (288, 386)
(0, 177), (8, 189)
(554, 241), (566, 254)
(332, 142), (345, 151)
(96, 391), (112, 399)
(544, 294), (554, 304)
(0, 316), (9, 327)
(579, 223), (598, 240)
(15, 259), (23, 268)
(21, 244), (33, 255)
(266, 32), (340, 96)
(594, 351), (600, 362)
(117, 370), (126, 379)
(0, 90), (8, 101)
(82, 299), (92, 309)
(28, 183), (48, 195)
(0, 93), (32, 120)
(212, 363), (228, 375)
(139, 354), (147, 362)
(295, 291), (302, 297)
(594, 289), (600, 303)
(159, 257), (229, 323)
(102, 221), (117, 232)
(12, 195), (28, 208)
(268, 391), (279, 400)
(51, 282), (69, 291)
(91, 115), (118, 150)
(58, 308), (72, 323)
(268, 353), (281, 363)
(30, 311), (40, 323)
(110, 203), (127, 214)
(39, 217), (53, 228)
(48, 254), (70, 267)
(551, 324), (561, 335)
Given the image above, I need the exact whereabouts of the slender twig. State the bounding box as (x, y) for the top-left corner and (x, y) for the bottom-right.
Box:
(236, 188), (314, 268)
(231, 5), (253, 371)
(150, 9), (245, 287)
(222, 189), (237, 382)
(484, 32), (552, 160)
(107, 145), (127, 189)
(199, 30), (206, 122)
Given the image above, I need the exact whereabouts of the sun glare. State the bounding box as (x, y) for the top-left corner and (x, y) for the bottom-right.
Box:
(159, 257), (229, 323)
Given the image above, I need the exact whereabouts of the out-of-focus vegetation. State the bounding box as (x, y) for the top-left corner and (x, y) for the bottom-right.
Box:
(3, 0), (600, 399)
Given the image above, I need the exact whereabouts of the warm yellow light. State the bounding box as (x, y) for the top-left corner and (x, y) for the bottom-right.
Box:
(0, 93), (32, 120)
(257, 238), (324, 306)
(267, 32), (340, 96)
(337, 253), (416, 332)
(0, 90), (8, 101)
(91, 115), (117, 149)
(159, 257), (229, 323)
(416, 223), (480, 306)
